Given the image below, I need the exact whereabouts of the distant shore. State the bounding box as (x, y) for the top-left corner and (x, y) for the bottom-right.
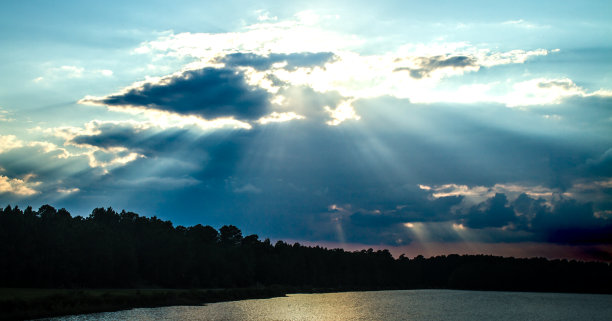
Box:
(0, 287), (292, 321)
(1, 286), (400, 320)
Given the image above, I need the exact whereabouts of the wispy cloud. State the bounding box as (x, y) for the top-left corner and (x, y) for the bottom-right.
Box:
(33, 65), (113, 83)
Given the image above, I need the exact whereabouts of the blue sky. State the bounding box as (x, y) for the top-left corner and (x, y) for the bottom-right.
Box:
(1, 1), (611, 260)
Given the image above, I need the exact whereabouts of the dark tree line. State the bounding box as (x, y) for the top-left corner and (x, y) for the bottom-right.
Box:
(1, 205), (611, 293)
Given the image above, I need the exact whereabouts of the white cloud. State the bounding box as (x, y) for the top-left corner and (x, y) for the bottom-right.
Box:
(0, 107), (14, 122)
(79, 11), (609, 131)
(256, 10), (278, 22)
(420, 179), (612, 216)
(567, 178), (612, 205)
(27, 141), (71, 158)
(501, 19), (549, 29)
(135, 11), (361, 58)
(422, 77), (612, 107)
(421, 183), (492, 204)
(572, 178), (612, 190)
(45, 121), (149, 171)
(0, 134), (79, 160)
(126, 12), (566, 116)
(0, 135), (23, 153)
(34, 65), (113, 83)
(420, 182), (567, 207)
(98, 69), (113, 76)
(257, 111), (305, 124)
(0, 174), (40, 196)
(86, 148), (144, 171)
(503, 78), (597, 107)
(57, 187), (80, 194)
(58, 65), (85, 78)
(324, 99), (360, 126)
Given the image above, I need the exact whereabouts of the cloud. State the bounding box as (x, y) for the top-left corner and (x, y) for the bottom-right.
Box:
(0, 107), (14, 122)
(62, 120), (213, 160)
(233, 183), (262, 194)
(33, 65), (113, 83)
(324, 99), (360, 125)
(133, 11), (360, 58)
(255, 10), (278, 22)
(81, 67), (271, 121)
(57, 187), (80, 194)
(462, 193), (518, 229)
(115, 176), (200, 189)
(502, 19), (548, 29)
(256, 112), (305, 124)
(534, 198), (612, 244)
(54, 65), (84, 78)
(77, 13), (588, 141)
(130, 14), (556, 107)
(504, 78), (612, 107)
(0, 135), (23, 153)
(394, 55), (478, 79)
(44, 121), (151, 171)
(585, 148), (612, 177)
(0, 174), (40, 196)
(420, 183), (565, 209)
(216, 52), (337, 71)
(414, 171), (612, 243)
(8, 89), (611, 248)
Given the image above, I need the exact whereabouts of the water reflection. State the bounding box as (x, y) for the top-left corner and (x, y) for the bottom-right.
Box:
(45, 289), (612, 321)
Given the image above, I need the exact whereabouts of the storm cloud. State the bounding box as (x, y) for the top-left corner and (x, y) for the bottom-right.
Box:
(86, 67), (271, 121)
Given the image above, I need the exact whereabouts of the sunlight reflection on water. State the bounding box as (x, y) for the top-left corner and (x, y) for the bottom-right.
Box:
(46, 289), (612, 321)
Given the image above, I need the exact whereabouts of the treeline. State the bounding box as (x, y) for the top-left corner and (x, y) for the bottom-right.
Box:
(1, 205), (611, 293)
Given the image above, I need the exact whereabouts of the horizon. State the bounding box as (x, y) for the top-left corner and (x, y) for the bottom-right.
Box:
(1, 1), (611, 262)
(3, 203), (610, 263)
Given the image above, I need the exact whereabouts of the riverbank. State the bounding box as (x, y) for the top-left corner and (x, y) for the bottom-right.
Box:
(0, 287), (291, 320)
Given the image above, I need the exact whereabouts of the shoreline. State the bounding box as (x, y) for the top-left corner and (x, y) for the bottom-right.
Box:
(2, 286), (612, 320)
(0, 287), (289, 321)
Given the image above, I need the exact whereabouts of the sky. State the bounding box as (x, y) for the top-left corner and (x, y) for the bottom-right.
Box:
(1, 0), (611, 260)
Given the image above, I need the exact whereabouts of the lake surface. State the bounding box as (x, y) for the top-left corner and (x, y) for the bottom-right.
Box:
(45, 289), (612, 321)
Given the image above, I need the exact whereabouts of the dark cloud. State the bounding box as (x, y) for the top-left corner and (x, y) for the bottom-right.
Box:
(462, 193), (518, 229)
(70, 123), (201, 157)
(89, 67), (271, 120)
(6, 95), (611, 248)
(537, 79), (575, 90)
(585, 148), (612, 177)
(529, 197), (607, 243)
(456, 192), (612, 245)
(530, 96), (612, 134)
(541, 200), (612, 245)
(394, 55), (477, 78)
(217, 52), (337, 71)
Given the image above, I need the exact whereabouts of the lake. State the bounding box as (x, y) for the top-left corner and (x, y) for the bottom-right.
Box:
(44, 289), (612, 321)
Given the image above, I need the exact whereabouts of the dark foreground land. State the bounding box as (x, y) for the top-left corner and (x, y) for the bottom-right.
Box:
(1, 205), (612, 320)
(0, 287), (289, 320)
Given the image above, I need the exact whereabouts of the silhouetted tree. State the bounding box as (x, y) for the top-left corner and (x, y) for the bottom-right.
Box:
(219, 225), (242, 246)
(0, 204), (611, 293)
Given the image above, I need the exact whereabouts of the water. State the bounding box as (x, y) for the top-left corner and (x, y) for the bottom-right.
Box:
(45, 290), (612, 321)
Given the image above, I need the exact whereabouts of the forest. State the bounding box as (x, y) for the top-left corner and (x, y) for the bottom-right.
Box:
(1, 204), (611, 293)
